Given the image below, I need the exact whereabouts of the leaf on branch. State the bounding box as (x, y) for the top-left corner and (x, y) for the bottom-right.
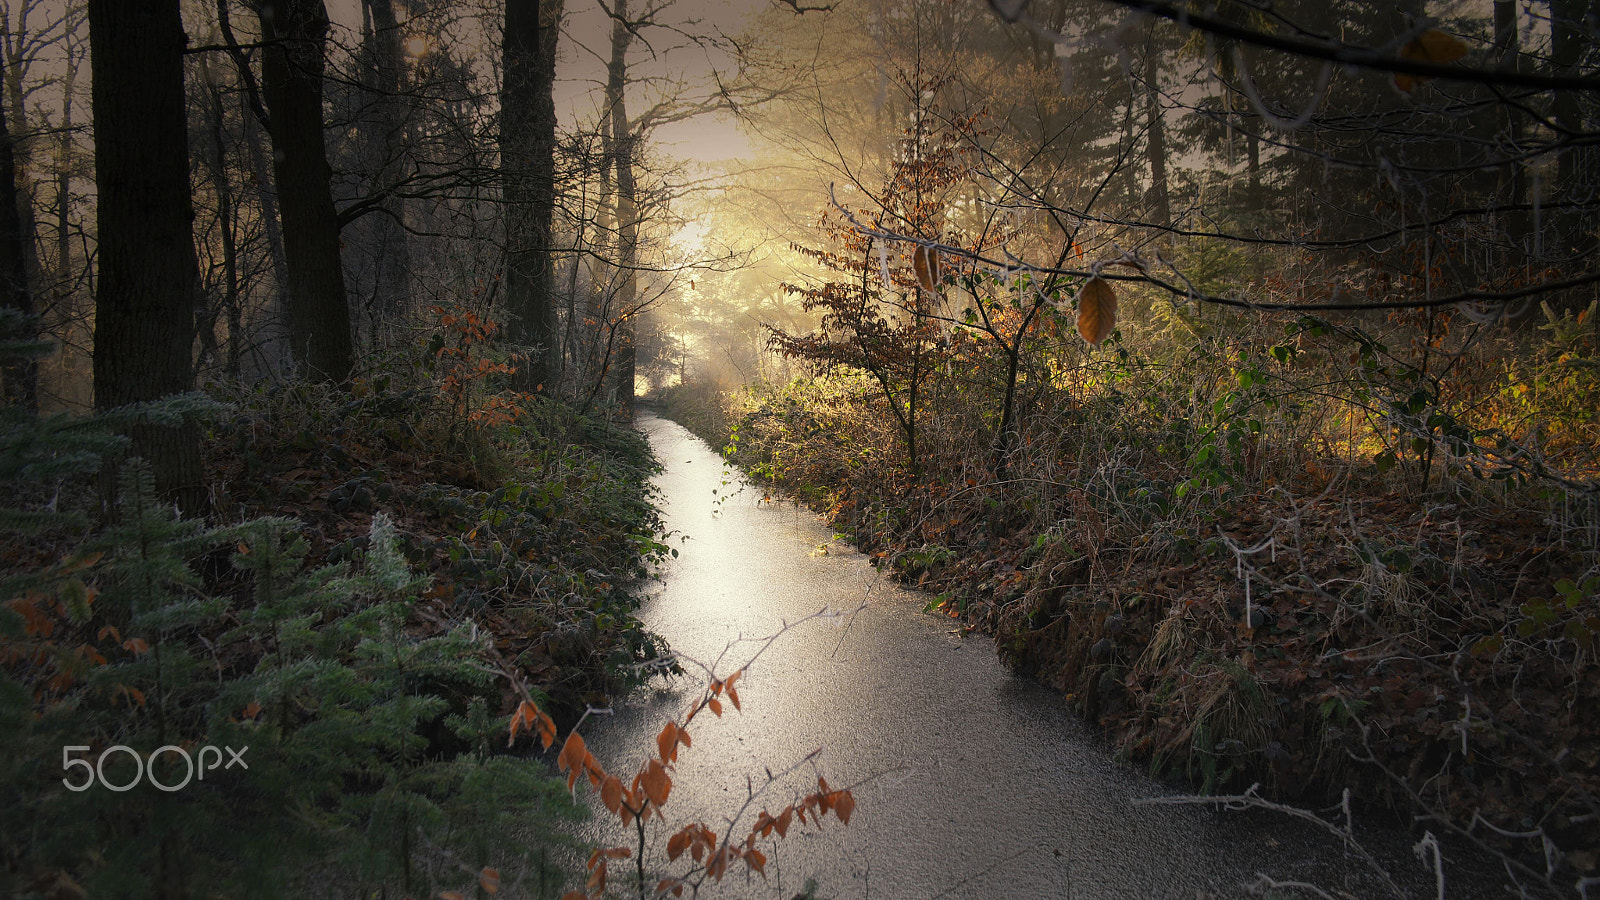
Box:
(479, 867), (501, 896)
(600, 775), (623, 814)
(745, 844), (767, 876)
(557, 732), (587, 792)
(913, 246), (941, 291)
(708, 696), (723, 717)
(1395, 30), (1469, 92)
(724, 669), (742, 711)
(657, 721), (681, 763)
(640, 759), (672, 806)
(667, 828), (692, 861)
(1076, 277), (1118, 345)
(832, 790), (856, 825)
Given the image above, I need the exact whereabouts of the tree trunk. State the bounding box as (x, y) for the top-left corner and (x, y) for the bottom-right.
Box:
(1143, 28), (1171, 231)
(359, 0), (410, 333)
(501, 0), (563, 393)
(604, 0), (638, 411)
(0, 79), (35, 411)
(258, 0), (353, 382)
(88, 0), (205, 516)
(1549, 0), (1597, 264)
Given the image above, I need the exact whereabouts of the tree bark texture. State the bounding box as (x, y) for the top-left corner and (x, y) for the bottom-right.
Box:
(357, 0), (410, 333)
(604, 0), (638, 409)
(501, 0), (563, 392)
(87, 0), (205, 514)
(0, 79), (36, 410)
(259, 0), (353, 381)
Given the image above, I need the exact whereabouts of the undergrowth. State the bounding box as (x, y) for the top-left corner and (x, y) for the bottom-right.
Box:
(654, 299), (1600, 891)
(1, 308), (675, 898)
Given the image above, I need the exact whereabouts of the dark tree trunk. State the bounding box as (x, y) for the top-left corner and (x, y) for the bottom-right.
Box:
(258, 0), (353, 382)
(1549, 0), (1597, 263)
(359, 0), (410, 332)
(0, 80), (35, 411)
(604, 0), (637, 410)
(1143, 28), (1170, 231)
(87, 0), (206, 516)
(502, 0), (563, 393)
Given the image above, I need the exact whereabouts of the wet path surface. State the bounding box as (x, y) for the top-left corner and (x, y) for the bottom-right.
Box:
(574, 414), (1480, 900)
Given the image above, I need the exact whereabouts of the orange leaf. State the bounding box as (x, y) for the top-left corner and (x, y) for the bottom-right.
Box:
(657, 722), (680, 763)
(775, 807), (793, 838)
(708, 697), (722, 717)
(601, 775), (623, 814)
(707, 843), (731, 881)
(560, 893), (587, 900)
(242, 699), (263, 720)
(1395, 29), (1468, 92)
(640, 759), (672, 806)
(667, 828), (691, 862)
(745, 845), (767, 876)
(913, 245), (940, 291)
(832, 790), (856, 825)
(479, 867), (501, 896)
(508, 700), (534, 747)
(1076, 277), (1117, 345)
(439, 893), (465, 900)
(724, 670), (742, 711)
(584, 752), (605, 788)
(536, 709), (556, 750)
(558, 732), (587, 792)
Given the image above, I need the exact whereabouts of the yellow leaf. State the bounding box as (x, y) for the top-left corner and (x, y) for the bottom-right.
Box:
(1395, 29), (1468, 92)
(1402, 29), (1468, 64)
(479, 868), (501, 896)
(1076, 277), (1118, 345)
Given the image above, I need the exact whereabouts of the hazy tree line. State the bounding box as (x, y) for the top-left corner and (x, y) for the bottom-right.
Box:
(0, 0), (762, 512)
(0, 0), (1596, 508)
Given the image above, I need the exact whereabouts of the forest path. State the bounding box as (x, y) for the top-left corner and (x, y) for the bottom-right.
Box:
(573, 413), (1450, 900)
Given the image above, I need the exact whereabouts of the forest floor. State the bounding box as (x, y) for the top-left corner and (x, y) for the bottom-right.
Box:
(1, 380), (674, 897)
(197, 381), (673, 717)
(652, 383), (1600, 888)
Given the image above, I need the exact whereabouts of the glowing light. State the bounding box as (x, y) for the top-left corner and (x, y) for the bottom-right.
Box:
(404, 35), (432, 58)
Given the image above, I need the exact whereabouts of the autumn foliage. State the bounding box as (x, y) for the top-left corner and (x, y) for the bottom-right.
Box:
(510, 664), (856, 900)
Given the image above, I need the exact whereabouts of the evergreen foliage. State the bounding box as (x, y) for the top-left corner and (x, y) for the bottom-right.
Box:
(1, 398), (585, 898)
